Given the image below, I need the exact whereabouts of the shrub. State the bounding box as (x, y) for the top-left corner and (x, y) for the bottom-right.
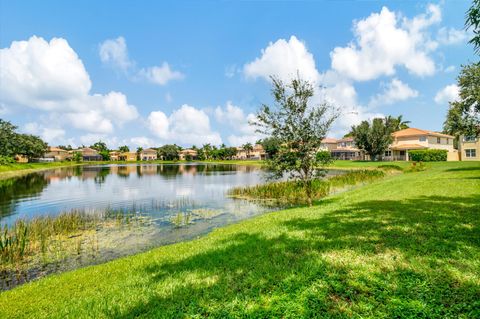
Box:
(406, 161), (426, 172)
(0, 156), (15, 165)
(377, 164), (403, 172)
(409, 149), (447, 162)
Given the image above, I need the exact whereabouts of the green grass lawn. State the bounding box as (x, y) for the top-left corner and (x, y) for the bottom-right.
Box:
(1, 161), (479, 318)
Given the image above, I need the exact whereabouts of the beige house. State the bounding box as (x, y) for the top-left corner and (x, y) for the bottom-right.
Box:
(387, 128), (457, 161)
(459, 135), (479, 161)
(320, 138), (338, 152)
(119, 152), (137, 161)
(140, 148), (158, 161)
(178, 149), (198, 160)
(234, 144), (267, 160)
(45, 147), (71, 161)
(71, 147), (103, 161)
(109, 151), (120, 161)
(331, 137), (365, 160)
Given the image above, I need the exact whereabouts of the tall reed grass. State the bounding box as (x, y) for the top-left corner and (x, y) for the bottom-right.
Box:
(0, 209), (146, 265)
(229, 169), (386, 204)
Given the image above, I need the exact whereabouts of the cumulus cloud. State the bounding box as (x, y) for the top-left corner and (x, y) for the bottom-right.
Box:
(330, 4), (441, 81)
(24, 122), (66, 144)
(214, 101), (261, 145)
(99, 36), (184, 86)
(0, 36), (139, 141)
(244, 35), (319, 83)
(369, 78), (418, 107)
(434, 84), (460, 105)
(148, 104), (222, 146)
(99, 36), (133, 72)
(138, 62), (184, 86)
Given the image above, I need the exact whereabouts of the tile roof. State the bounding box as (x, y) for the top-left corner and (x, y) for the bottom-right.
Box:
(392, 128), (453, 138)
(321, 137), (338, 143)
(390, 144), (427, 150)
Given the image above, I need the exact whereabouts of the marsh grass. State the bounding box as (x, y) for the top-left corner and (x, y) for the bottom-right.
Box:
(0, 209), (148, 267)
(229, 169), (386, 204)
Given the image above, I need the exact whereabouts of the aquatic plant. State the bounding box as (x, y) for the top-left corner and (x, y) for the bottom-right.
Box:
(229, 169), (386, 204)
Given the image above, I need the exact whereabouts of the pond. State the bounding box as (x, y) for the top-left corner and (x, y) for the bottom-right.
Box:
(0, 163), (284, 289)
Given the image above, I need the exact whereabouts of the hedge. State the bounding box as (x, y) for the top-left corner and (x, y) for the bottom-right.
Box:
(409, 149), (447, 162)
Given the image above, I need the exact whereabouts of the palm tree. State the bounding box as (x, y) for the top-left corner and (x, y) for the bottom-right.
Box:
(243, 143), (254, 159)
(386, 115), (410, 131)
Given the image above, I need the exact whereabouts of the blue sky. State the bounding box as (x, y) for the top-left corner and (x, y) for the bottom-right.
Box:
(0, 0), (474, 148)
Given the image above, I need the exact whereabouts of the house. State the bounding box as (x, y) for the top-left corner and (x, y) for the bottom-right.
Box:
(14, 154), (29, 163)
(234, 144), (267, 160)
(72, 147), (103, 161)
(178, 149), (198, 160)
(109, 151), (120, 161)
(140, 148), (158, 161)
(459, 135), (480, 161)
(331, 137), (365, 160)
(320, 138), (338, 152)
(119, 152), (137, 161)
(45, 147), (71, 161)
(387, 128), (457, 161)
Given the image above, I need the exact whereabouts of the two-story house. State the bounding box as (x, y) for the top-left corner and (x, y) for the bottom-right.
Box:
(44, 147), (71, 161)
(387, 128), (457, 161)
(459, 135), (479, 161)
(140, 148), (158, 161)
(331, 137), (365, 160)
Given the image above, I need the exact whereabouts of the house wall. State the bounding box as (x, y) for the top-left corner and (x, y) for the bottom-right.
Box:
(392, 136), (429, 148)
(460, 138), (480, 161)
(426, 136), (455, 151)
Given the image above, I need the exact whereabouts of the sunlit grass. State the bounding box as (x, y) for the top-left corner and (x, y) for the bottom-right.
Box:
(0, 161), (479, 318)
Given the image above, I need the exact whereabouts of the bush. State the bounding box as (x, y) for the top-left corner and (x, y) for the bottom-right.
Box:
(406, 161), (426, 172)
(377, 164), (403, 171)
(409, 149), (447, 162)
(0, 155), (15, 165)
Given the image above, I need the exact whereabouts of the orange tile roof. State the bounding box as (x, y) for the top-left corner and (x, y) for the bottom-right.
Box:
(392, 128), (453, 138)
(337, 137), (354, 142)
(390, 144), (427, 150)
(321, 137), (338, 143)
(48, 147), (68, 152)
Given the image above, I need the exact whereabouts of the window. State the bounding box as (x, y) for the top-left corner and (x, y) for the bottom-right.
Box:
(465, 149), (477, 158)
(419, 136), (426, 142)
(437, 137), (441, 144)
(447, 138), (450, 144)
(384, 150), (392, 157)
(464, 136), (477, 142)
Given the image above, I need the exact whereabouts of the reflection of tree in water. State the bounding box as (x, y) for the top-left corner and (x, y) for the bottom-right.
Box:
(0, 173), (49, 218)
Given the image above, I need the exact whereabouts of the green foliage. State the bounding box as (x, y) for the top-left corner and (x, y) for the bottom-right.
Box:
(466, 0), (480, 54)
(230, 169), (385, 204)
(352, 117), (394, 161)
(242, 143), (253, 158)
(99, 150), (110, 161)
(409, 149), (447, 162)
(0, 119), (48, 159)
(377, 164), (403, 172)
(73, 152), (82, 163)
(158, 144), (180, 161)
(316, 150), (333, 166)
(90, 141), (109, 153)
(447, 63), (480, 137)
(258, 137), (281, 158)
(118, 145), (130, 153)
(254, 76), (339, 205)
(0, 156), (15, 165)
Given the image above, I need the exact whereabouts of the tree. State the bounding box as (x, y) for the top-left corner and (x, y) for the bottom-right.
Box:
(352, 117), (394, 161)
(242, 143), (254, 159)
(0, 119), (19, 157)
(73, 151), (82, 163)
(91, 141), (109, 153)
(447, 63), (480, 137)
(258, 137), (281, 158)
(157, 144), (180, 160)
(386, 115), (410, 131)
(254, 76), (338, 206)
(466, 0), (480, 54)
(16, 134), (48, 159)
(201, 143), (212, 160)
(118, 145), (130, 153)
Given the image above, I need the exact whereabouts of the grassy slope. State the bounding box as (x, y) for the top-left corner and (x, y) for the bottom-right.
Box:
(1, 162), (479, 318)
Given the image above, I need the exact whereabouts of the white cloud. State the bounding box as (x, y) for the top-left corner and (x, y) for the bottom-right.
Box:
(0, 36), (139, 139)
(99, 36), (132, 72)
(330, 5), (440, 81)
(24, 122), (70, 145)
(130, 136), (156, 148)
(369, 78), (418, 107)
(148, 104), (222, 146)
(434, 84), (460, 105)
(244, 35), (319, 83)
(444, 65), (456, 73)
(437, 27), (468, 45)
(214, 102), (261, 145)
(139, 62), (184, 86)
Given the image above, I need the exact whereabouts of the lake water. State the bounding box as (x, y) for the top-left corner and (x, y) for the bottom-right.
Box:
(0, 163), (274, 226)
(1, 163), (286, 288)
